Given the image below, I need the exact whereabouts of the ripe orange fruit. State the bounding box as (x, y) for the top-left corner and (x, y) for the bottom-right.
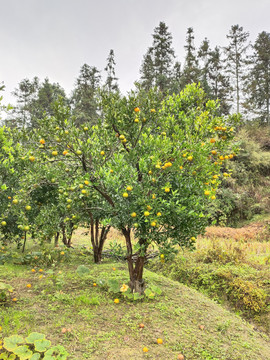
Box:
(39, 139), (45, 144)
(139, 323), (145, 328)
(157, 338), (163, 344)
(134, 107), (140, 112)
(204, 190), (210, 196)
(211, 150), (217, 155)
(31, 269), (36, 273)
(177, 354), (185, 360)
(12, 298), (17, 302)
(26, 284), (31, 288)
(210, 138), (216, 144)
(63, 150), (68, 155)
(150, 108), (155, 112)
(187, 156), (193, 162)
(84, 180), (89, 185)
(39, 269), (43, 272)
(93, 283), (97, 287)
(114, 299), (119, 304)
(142, 347), (148, 352)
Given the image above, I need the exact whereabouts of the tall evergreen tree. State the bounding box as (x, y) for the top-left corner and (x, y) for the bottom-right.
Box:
(140, 48), (155, 91)
(104, 49), (119, 93)
(244, 32), (270, 124)
(181, 27), (200, 87)
(12, 77), (39, 128)
(198, 38), (211, 96)
(71, 64), (101, 125)
(208, 47), (231, 115)
(170, 61), (182, 94)
(224, 24), (249, 113)
(140, 22), (175, 93)
(31, 78), (67, 124)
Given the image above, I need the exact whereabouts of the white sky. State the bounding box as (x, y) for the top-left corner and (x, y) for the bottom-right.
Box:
(1, 0), (269, 105)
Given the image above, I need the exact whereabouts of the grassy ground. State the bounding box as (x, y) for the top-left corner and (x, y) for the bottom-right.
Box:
(1, 219), (269, 359)
(1, 254), (270, 360)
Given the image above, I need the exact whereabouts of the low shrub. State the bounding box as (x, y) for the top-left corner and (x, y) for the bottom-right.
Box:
(0, 332), (69, 359)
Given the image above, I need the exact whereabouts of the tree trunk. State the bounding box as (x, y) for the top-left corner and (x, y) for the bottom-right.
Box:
(61, 223), (68, 246)
(90, 214), (110, 263)
(122, 227), (146, 294)
(54, 232), (60, 247)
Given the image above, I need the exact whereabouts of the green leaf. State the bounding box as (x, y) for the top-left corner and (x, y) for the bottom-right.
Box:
(133, 292), (144, 301)
(0, 282), (13, 292)
(34, 339), (51, 352)
(76, 265), (90, 276)
(13, 345), (33, 359)
(25, 333), (45, 344)
(8, 354), (17, 360)
(8, 355), (17, 360)
(3, 335), (24, 352)
(0, 352), (9, 360)
(43, 355), (54, 360)
(151, 285), (162, 295)
(30, 354), (41, 360)
(44, 345), (69, 359)
(107, 279), (120, 293)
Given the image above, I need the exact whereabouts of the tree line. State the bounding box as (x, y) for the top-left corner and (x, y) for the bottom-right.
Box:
(3, 22), (270, 127)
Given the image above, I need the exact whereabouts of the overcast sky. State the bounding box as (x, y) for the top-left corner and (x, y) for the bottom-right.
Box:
(1, 0), (269, 106)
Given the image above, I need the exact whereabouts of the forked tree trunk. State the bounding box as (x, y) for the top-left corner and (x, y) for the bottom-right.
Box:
(60, 223), (74, 248)
(90, 216), (110, 263)
(122, 227), (145, 294)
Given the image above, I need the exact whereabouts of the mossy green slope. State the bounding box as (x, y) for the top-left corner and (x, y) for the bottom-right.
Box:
(0, 262), (269, 359)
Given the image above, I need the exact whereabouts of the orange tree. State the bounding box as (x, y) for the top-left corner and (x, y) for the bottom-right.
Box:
(98, 84), (237, 293)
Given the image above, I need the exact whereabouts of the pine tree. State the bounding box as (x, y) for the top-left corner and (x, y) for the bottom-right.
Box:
(181, 28), (200, 87)
(71, 64), (101, 125)
(170, 61), (182, 94)
(140, 22), (175, 93)
(224, 24), (249, 113)
(140, 48), (155, 91)
(31, 78), (67, 124)
(244, 32), (270, 124)
(104, 49), (119, 93)
(12, 77), (39, 128)
(208, 47), (231, 115)
(198, 38), (211, 96)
